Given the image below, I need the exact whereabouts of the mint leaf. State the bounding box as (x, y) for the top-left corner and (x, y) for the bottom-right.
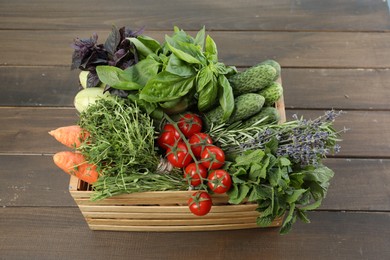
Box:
(286, 189), (307, 203)
(228, 184), (250, 204)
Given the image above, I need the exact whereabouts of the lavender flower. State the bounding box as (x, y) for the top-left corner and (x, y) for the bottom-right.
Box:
(214, 110), (344, 168)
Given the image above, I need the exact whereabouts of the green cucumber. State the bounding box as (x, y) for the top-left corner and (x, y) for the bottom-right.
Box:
(260, 60), (281, 81)
(228, 64), (277, 96)
(241, 107), (280, 128)
(258, 82), (283, 106)
(204, 93), (265, 126)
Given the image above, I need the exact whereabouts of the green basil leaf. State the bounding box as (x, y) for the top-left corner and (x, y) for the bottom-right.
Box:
(205, 35), (218, 62)
(166, 54), (196, 77)
(196, 66), (213, 92)
(197, 80), (218, 111)
(140, 71), (195, 102)
(123, 56), (160, 87)
(194, 26), (206, 49)
(96, 66), (142, 90)
(218, 75), (235, 122)
(135, 35), (161, 54)
(165, 35), (205, 64)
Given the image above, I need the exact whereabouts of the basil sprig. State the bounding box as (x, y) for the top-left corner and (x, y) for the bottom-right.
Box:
(96, 26), (237, 122)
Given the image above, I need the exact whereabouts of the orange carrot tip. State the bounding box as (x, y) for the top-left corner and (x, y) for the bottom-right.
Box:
(53, 151), (98, 184)
(49, 125), (90, 148)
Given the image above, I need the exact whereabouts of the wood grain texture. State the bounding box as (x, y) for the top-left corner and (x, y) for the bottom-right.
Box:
(1, 0), (389, 31)
(1, 30), (390, 68)
(1, 208), (389, 259)
(0, 155), (76, 207)
(2, 67), (390, 110)
(0, 66), (80, 106)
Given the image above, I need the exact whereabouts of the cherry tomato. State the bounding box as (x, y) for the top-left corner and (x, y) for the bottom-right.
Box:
(200, 145), (225, 170)
(189, 133), (213, 158)
(157, 124), (181, 150)
(188, 191), (212, 216)
(178, 113), (203, 138)
(184, 163), (208, 187)
(166, 141), (193, 168)
(207, 169), (232, 194)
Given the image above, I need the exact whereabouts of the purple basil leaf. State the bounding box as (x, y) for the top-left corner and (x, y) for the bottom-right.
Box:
(125, 26), (145, 37)
(104, 25), (121, 56)
(87, 71), (101, 88)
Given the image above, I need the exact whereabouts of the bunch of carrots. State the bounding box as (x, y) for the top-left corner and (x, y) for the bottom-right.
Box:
(49, 125), (98, 184)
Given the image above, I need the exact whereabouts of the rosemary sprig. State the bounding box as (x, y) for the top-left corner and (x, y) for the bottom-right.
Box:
(208, 110), (345, 167)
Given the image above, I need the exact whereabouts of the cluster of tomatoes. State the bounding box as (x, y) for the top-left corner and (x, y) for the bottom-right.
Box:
(157, 113), (232, 216)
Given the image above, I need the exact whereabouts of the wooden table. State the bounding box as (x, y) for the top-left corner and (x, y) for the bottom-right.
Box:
(1, 1), (389, 259)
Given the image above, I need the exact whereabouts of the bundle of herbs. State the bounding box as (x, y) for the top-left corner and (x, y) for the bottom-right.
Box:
(77, 97), (187, 200)
(207, 110), (344, 234)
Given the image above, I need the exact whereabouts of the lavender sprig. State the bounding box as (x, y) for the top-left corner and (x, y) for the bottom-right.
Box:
(208, 110), (345, 167)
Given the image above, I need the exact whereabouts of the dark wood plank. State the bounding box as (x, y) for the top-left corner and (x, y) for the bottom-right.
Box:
(1, 208), (389, 259)
(2, 155), (389, 211)
(0, 155), (76, 207)
(0, 108), (387, 158)
(0, 0), (389, 31)
(282, 68), (390, 110)
(1, 30), (390, 68)
(321, 158), (390, 211)
(0, 107), (79, 154)
(0, 66), (79, 107)
(2, 67), (389, 110)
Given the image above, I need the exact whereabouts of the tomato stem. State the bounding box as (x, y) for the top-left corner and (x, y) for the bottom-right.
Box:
(163, 114), (209, 190)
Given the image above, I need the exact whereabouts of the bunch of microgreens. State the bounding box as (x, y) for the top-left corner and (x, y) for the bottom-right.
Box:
(77, 97), (187, 200)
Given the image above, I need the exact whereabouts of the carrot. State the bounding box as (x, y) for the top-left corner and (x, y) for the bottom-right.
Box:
(53, 151), (98, 184)
(49, 125), (90, 148)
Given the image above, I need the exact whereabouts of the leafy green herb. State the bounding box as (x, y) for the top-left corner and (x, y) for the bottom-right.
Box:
(71, 25), (142, 88)
(77, 97), (186, 200)
(226, 147), (335, 234)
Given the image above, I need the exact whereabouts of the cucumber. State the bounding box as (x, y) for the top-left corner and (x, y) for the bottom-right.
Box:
(260, 60), (281, 81)
(241, 107), (280, 128)
(204, 93), (265, 126)
(258, 81), (283, 106)
(228, 64), (277, 96)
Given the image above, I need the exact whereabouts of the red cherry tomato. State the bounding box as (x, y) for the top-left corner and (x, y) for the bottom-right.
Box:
(188, 191), (212, 216)
(178, 113), (203, 138)
(157, 124), (181, 150)
(189, 133), (213, 158)
(184, 163), (208, 187)
(166, 141), (193, 168)
(200, 145), (225, 170)
(207, 169), (232, 194)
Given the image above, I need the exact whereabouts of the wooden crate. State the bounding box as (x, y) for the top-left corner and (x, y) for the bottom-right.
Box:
(69, 178), (283, 232)
(69, 81), (286, 232)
